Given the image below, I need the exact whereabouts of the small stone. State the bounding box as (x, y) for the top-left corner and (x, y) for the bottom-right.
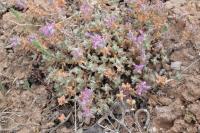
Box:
(0, 2), (7, 15)
(171, 61), (182, 70)
(19, 80), (24, 85)
(159, 69), (166, 75)
(83, 124), (103, 133)
(158, 97), (172, 106)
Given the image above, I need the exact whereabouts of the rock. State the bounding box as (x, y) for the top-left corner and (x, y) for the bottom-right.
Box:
(0, 2), (7, 16)
(188, 102), (200, 123)
(56, 127), (73, 133)
(171, 61), (182, 70)
(181, 76), (200, 102)
(158, 97), (173, 106)
(83, 124), (103, 133)
(165, 0), (187, 9)
(153, 99), (184, 130)
(166, 119), (197, 133)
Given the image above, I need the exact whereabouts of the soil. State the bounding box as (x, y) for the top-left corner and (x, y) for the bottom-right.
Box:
(0, 0), (200, 133)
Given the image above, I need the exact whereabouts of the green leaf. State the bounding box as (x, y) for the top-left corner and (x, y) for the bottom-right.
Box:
(10, 8), (21, 21)
(175, 72), (182, 80)
(131, 75), (139, 84)
(143, 40), (151, 50)
(32, 40), (53, 58)
(0, 81), (5, 92)
(23, 80), (31, 90)
(162, 24), (168, 33)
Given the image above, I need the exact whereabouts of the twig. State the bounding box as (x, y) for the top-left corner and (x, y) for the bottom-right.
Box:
(134, 109), (151, 133)
(182, 57), (200, 73)
(56, 12), (79, 25)
(74, 97), (77, 132)
(8, 20), (42, 27)
(110, 112), (131, 133)
(49, 111), (72, 133)
(98, 123), (116, 133)
(97, 112), (116, 133)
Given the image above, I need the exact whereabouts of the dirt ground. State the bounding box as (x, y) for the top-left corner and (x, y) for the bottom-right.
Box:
(0, 0), (200, 133)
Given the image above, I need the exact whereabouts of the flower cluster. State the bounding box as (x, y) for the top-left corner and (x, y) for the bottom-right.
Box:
(78, 88), (94, 118)
(9, 36), (20, 47)
(133, 64), (145, 73)
(127, 30), (145, 46)
(86, 33), (106, 49)
(71, 48), (83, 59)
(104, 16), (117, 29)
(39, 23), (55, 37)
(28, 34), (37, 43)
(15, 0), (28, 10)
(80, 1), (93, 20)
(136, 81), (151, 96)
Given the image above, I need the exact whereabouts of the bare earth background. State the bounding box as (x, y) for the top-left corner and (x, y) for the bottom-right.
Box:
(0, 0), (200, 132)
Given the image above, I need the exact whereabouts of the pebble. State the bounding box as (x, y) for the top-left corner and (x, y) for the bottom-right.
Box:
(83, 124), (103, 133)
(165, 0), (187, 9)
(171, 61), (182, 70)
(0, 2), (7, 16)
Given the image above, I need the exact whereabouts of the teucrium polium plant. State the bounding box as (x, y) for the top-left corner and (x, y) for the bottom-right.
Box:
(8, 0), (182, 123)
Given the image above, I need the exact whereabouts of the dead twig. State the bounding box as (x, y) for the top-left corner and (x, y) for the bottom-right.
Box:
(74, 97), (77, 132)
(8, 20), (42, 27)
(135, 109), (151, 133)
(110, 112), (131, 133)
(182, 56), (200, 73)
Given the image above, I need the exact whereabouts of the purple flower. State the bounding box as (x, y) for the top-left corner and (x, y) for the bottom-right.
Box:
(104, 16), (116, 28)
(9, 36), (20, 47)
(71, 48), (83, 59)
(128, 31), (137, 47)
(28, 34), (37, 43)
(156, 43), (163, 49)
(128, 30), (145, 47)
(127, 8), (134, 14)
(80, 1), (93, 19)
(86, 33), (106, 49)
(136, 81), (151, 96)
(79, 88), (93, 118)
(39, 23), (55, 37)
(127, 31), (135, 42)
(133, 64), (145, 73)
(15, 0), (27, 10)
(152, 1), (164, 11)
(137, 30), (145, 44)
(82, 107), (94, 117)
(140, 4), (148, 11)
(80, 88), (93, 101)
